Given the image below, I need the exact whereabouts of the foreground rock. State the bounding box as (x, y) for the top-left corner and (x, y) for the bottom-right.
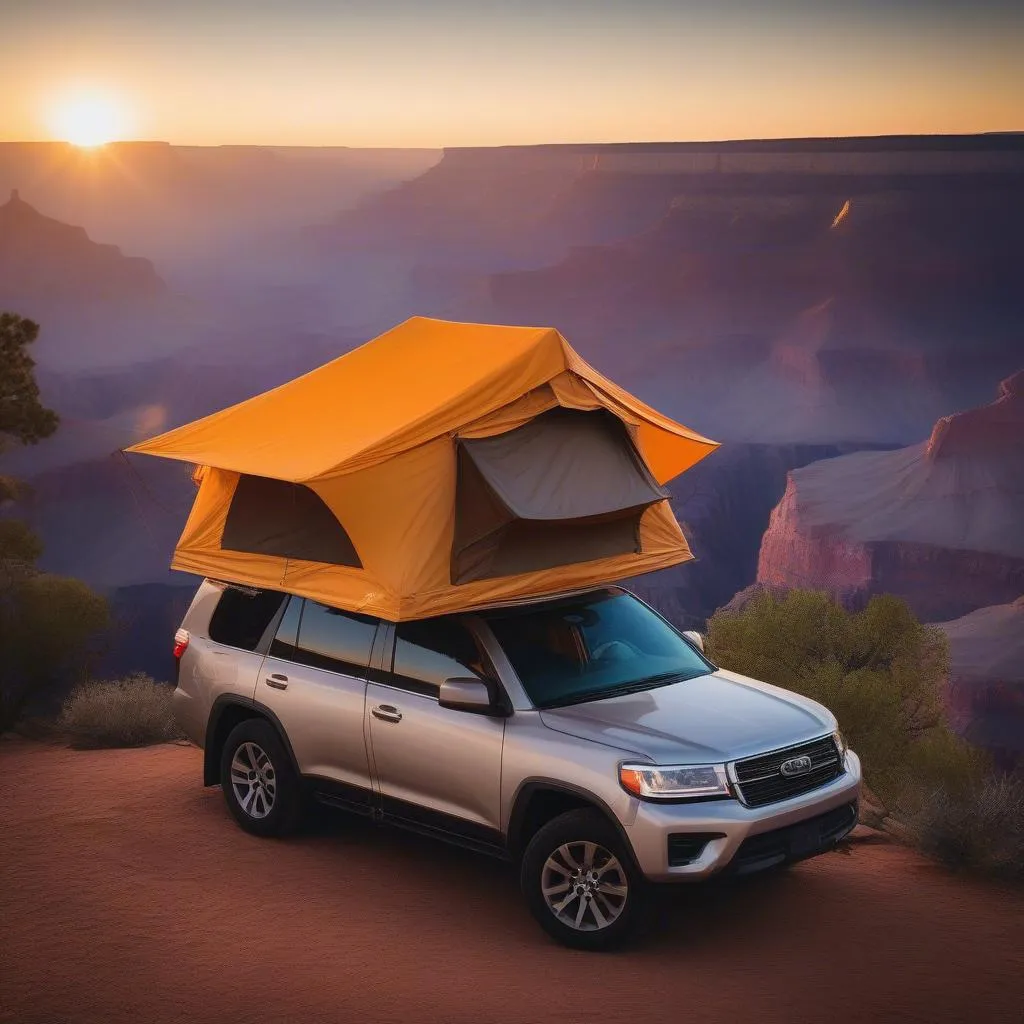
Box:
(755, 372), (1024, 621)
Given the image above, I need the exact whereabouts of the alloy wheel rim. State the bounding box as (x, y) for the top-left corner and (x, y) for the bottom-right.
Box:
(230, 741), (276, 819)
(541, 840), (628, 931)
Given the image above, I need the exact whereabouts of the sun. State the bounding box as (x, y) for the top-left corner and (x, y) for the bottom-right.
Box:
(48, 89), (130, 148)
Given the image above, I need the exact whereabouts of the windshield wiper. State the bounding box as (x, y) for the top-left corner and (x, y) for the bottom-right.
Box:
(539, 671), (695, 710)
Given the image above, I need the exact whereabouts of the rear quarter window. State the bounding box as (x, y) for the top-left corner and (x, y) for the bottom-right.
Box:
(208, 587), (285, 651)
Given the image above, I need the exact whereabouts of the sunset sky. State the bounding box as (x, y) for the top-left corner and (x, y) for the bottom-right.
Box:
(2, 0), (1022, 147)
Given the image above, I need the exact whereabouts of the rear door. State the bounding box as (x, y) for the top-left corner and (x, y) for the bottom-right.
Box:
(258, 597), (379, 806)
(366, 618), (505, 846)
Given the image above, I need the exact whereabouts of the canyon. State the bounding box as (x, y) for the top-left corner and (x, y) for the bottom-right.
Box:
(0, 136), (1022, 718)
(755, 372), (1024, 622)
(0, 142), (438, 261)
(749, 373), (1023, 762)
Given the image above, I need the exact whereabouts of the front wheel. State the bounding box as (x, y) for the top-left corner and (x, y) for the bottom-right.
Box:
(520, 809), (646, 950)
(219, 718), (303, 837)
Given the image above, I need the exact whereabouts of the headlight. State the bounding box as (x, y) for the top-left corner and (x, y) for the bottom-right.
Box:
(619, 762), (730, 800)
(833, 729), (848, 757)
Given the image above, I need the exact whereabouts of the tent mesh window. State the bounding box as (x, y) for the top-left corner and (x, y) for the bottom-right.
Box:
(221, 474), (362, 567)
(452, 408), (668, 584)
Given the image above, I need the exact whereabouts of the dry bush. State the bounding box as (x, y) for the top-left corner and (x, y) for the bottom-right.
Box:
(59, 673), (182, 748)
(911, 774), (1024, 883)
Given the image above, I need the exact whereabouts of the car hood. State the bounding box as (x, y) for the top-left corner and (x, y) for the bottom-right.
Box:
(539, 669), (835, 763)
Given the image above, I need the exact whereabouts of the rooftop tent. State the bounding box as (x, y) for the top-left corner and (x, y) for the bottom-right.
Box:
(127, 317), (718, 620)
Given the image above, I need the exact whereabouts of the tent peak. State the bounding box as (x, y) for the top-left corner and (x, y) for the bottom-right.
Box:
(126, 316), (715, 487)
(399, 314), (559, 334)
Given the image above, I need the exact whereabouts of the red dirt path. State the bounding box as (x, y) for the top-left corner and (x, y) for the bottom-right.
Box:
(2, 738), (1021, 1024)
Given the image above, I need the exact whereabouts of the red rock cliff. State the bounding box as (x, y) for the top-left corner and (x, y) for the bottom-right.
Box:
(755, 372), (1024, 621)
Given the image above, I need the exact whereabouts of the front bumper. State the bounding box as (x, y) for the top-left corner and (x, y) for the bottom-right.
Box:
(623, 750), (862, 882)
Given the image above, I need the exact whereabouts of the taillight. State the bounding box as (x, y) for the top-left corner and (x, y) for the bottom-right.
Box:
(173, 628), (190, 663)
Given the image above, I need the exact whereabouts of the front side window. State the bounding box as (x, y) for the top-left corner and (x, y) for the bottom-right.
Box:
(484, 590), (711, 709)
(289, 600), (379, 677)
(391, 618), (489, 697)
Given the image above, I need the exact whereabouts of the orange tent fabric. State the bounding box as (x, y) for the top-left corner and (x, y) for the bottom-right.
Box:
(127, 317), (718, 620)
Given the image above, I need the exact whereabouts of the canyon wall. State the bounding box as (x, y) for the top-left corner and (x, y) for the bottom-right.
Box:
(754, 372), (1024, 622)
(628, 442), (879, 628)
(0, 189), (164, 306)
(938, 597), (1024, 769)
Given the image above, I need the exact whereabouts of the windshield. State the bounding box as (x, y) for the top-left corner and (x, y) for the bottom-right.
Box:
(483, 590), (712, 709)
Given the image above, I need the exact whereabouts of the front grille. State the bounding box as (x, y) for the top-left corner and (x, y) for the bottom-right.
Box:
(667, 832), (725, 867)
(730, 802), (858, 874)
(732, 735), (843, 807)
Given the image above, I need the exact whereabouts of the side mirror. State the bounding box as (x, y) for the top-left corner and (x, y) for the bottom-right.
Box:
(438, 677), (504, 716)
(682, 630), (705, 653)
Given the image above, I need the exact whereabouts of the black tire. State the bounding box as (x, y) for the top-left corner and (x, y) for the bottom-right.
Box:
(520, 808), (647, 951)
(219, 718), (303, 838)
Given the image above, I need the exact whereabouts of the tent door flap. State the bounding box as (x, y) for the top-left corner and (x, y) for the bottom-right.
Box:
(452, 408), (667, 583)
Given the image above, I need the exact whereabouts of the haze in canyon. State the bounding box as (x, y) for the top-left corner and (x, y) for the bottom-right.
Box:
(1, 134), (1021, 759)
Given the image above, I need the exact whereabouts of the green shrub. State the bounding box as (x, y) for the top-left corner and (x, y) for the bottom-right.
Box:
(59, 674), (182, 748)
(911, 774), (1024, 883)
(706, 590), (982, 809)
(899, 728), (988, 805)
(0, 572), (110, 734)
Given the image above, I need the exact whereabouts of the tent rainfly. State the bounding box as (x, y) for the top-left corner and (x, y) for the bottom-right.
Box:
(127, 317), (719, 620)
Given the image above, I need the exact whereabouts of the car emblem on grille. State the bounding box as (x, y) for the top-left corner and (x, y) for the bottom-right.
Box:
(779, 755), (813, 777)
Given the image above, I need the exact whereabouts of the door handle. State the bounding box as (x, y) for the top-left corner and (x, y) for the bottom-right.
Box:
(371, 704), (402, 723)
(265, 674), (289, 690)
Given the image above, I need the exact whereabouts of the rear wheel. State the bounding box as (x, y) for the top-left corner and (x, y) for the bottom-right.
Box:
(219, 718), (303, 837)
(521, 808), (646, 950)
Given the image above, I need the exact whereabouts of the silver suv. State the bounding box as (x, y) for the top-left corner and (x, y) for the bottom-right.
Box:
(173, 580), (861, 950)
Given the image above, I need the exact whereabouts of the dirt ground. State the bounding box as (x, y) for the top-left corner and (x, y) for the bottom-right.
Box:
(1, 739), (1021, 1024)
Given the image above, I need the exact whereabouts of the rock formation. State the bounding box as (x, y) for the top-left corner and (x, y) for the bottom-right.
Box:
(755, 372), (1024, 621)
(937, 597), (1024, 768)
(628, 442), (878, 628)
(0, 189), (165, 305)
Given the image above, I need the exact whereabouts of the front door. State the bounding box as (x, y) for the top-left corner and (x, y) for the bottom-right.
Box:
(366, 618), (505, 845)
(258, 597), (379, 806)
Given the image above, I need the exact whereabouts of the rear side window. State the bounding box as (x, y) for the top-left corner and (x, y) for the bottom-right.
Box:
(391, 618), (488, 697)
(290, 600), (378, 677)
(208, 587), (285, 651)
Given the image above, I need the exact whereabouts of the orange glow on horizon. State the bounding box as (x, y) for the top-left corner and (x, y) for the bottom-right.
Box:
(46, 88), (132, 148)
(6, 6), (1020, 149)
